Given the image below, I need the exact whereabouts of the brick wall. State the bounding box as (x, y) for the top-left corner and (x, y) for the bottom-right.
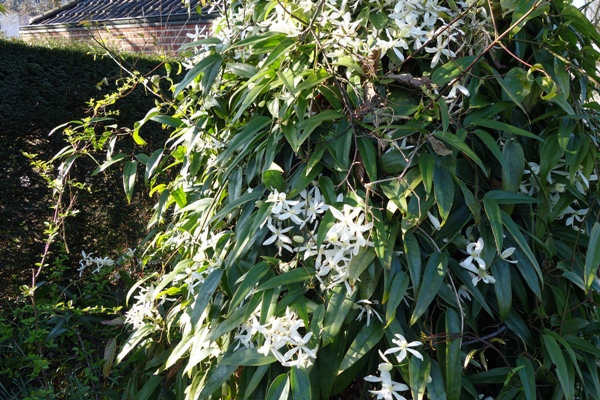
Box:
(20, 21), (211, 55)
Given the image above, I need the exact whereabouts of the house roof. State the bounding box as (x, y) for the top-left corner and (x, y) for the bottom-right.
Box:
(29, 0), (208, 26)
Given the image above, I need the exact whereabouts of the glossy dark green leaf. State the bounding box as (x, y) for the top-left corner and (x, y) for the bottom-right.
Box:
(472, 119), (542, 141)
(516, 356), (536, 400)
(491, 260), (512, 321)
(266, 374), (290, 400)
(291, 367), (312, 400)
(220, 347), (277, 366)
(501, 140), (525, 194)
(433, 131), (487, 175)
(483, 197), (503, 252)
(410, 252), (446, 326)
(542, 333), (574, 400)
(357, 136), (378, 184)
(410, 354), (431, 400)
(584, 223), (600, 294)
(322, 286), (356, 346)
(338, 321), (384, 373)
(445, 308), (462, 400)
(431, 56), (477, 86)
(403, 231), (422, 297)
(433, 165), (454, 225)
(349, 247), (376, 284)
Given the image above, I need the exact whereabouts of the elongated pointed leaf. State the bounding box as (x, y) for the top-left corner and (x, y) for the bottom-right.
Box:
(584, 222), (600, 294)
(445, 308), (462, 400)
(410, 253), (446, 325)
(410, 354), (431, 400)
(123, 160), (138, 203)
(542, 333), (575, 400)
(483, 197), (503, 252)
(291, 367), (312, 400)
(338, 321), (384, 373)
(516, 356), (536, 400)
(491, 260), (512, 321)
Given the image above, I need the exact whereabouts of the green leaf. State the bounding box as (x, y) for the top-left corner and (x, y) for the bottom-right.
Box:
(262, 167), (285, 191)
(433, 131), (488, 176)
(229, 262), (271, 312)
(92, 153), (127, 176)
(357, 136), (378, 185)
(410, 253), (446, 326)
(262, 38), (296, 68)
(403, 231), (422, 297)
(471, 119), (542, 141)
(198, 363), (238, 399)
(257, 268), (315, 292)
(464, 102), (512, 127)
(291, 367), (312, 400)
(542, 333), (574, 400)
(433, 165), (454, 225)
(322, 286), (356, 346)
(137, 375), (162, 400)
(431, 56), (477, 86)
(410, 355), (431, 400)
(228, 62), (259, 78)
(295, 110), (342, 152)
(501, 211), (543, 297)
(584, 223), (600, 293)
(191, 269), (223, 329)
(426, 360), (447, 400)
(483, 197), (503, 252)
(174, 53), (223, 98)
(516, 356), (536, 400)
(144, 149), (163, 183)
(491, 260), (512, 321)
(123, 161), (137, 203)
(445, 308), (462, 400)
(419, 153), (435, 194)
(501, 139), (525, 194)
(266, 374), (290, 400)
(472, 129), (503, 166)
(483, 190), (539, 204)
(338, 321), (384, 373)
(221, 347), (277, 366)
(385, 269), (409, 326)
(349, 247), (376, 284)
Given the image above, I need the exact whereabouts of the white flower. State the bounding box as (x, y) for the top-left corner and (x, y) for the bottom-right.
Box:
(499, 247), (518, 264)
(354, 299), (383, 326)
(364, 358), (410, 400)
(384, 333), (424, 362)
(425, 34), (456, 68)
(263, 220), (294, 255)
(460, 237), (486, 270)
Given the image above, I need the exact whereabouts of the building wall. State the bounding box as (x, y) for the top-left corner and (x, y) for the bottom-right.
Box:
(20, 20), (211, 54)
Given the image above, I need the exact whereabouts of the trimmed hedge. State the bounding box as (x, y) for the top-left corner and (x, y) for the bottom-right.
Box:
(0, 39), (167, 299)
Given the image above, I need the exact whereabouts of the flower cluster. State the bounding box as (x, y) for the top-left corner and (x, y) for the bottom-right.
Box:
(364, 333), (424, 400)
(263, 187), (373, 293)
(77, 249), (137, 277)
(520, 160), (597, 230)
(234, 307), (317, 368)
(124, 285), (162, 330)
(460, 237), (517, 287)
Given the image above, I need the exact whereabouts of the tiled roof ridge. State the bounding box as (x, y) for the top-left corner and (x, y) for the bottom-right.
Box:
(29, 0), (81, 25)
(27, 0), (207, 26)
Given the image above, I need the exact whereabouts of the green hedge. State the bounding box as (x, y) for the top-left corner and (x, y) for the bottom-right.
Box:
(0, 39), (166, 299)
